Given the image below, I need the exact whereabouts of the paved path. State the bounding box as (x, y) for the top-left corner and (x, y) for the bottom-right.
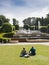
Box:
(0, 42), (49, 46)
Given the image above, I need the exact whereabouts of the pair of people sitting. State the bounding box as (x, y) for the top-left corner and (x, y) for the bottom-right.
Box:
(20, 46), (36, 57)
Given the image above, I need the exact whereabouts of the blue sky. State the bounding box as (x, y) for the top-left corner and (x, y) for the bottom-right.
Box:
(0, 0), (49, 26)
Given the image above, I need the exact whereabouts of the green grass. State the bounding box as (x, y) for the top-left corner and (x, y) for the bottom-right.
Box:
(0, 44), (49, 65)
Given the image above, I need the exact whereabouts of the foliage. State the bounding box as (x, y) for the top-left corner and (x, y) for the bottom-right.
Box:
(23, 14), (49, 30)
(23, 17), (36, 26)
(0, 27), (2, 33)
(44, 13), (49, 25)
(13, 18), (18, 26)
(23, 24), (29, 30)
(1, 23), (13, 33)
(40, 26), (47, 33)
(29, 26), (34, 30)
(0, 37), (11, 43)
(0, 15), (9, 26)
(46, 13), (49, 18)
(47, 24), (49, 33)
(3, 32), (15, 38)
(15, 25), (19, 30)
(13, 18), (19, 30)
(12, 26), (15, 31)
(0, 33), (11, 43)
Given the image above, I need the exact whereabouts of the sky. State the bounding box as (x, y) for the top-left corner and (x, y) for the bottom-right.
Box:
(0, 0), (49, 26)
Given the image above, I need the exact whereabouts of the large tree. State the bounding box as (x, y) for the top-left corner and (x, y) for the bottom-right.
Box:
(46, 13), (49, 18)
(23, 17), (36, 26)
(0, 15), (9, 26)
(45, 13), (49, 25)
(13, 18), (19, 30)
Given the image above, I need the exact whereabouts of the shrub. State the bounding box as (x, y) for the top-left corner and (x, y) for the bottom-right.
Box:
(0, 27), (2, 33)
(3, 32), (15, 38)
(2, 38), (11, 43)
(47, 24), (49, 33)
(40, 26), (47, 33)
(29, 26), (34, 30)
(0, 38), (11, 43)
(0, 38), (2, 43)
(2, 23), (13, 33)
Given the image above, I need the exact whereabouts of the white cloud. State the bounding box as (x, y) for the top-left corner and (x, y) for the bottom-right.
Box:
(0, 0), (49, 26)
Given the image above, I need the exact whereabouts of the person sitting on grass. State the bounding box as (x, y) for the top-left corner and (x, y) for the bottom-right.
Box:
(20, 48), (27, 57)
(29, 46), (36, 56)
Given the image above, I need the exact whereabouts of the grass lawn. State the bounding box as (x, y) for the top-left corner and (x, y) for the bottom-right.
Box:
(0, 44), (49, 65)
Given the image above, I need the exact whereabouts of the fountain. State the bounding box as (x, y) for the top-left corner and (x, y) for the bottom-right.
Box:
(38, 21), (40, 31)
(12, 19), (49, 42)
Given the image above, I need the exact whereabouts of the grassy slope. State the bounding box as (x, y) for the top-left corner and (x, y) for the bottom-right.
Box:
(0, 44), (49, 65)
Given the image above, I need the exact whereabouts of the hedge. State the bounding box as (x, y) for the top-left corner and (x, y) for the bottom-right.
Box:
(40, 26), (47, 33)
(0, 38), (11, 43)
(3, 32), (15, 38)
(1, 23), (13, 33)
(29, 26), (34, 30)
(47, 24), (49, 33)
(0, 27), (1, 33)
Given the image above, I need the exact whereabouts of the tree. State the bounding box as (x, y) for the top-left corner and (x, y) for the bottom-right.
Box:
(0, 19), (3, 26)
(5, 18), (10, 23)
(13, 18), (19, 30)
(15, 25), (19, 30)
(45, 13), (49, 25)
(29, 26), (34, 30)
(0, 15), (9, 26)
(13, 18), (18, 26)
(23, 17), (36, 26)
(46, 13), (49, 18)
(23, 17), (36, 30)
(23, 24), (29, 30)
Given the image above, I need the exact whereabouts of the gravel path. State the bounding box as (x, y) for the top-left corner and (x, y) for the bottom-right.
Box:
(0, 42), (49, 46)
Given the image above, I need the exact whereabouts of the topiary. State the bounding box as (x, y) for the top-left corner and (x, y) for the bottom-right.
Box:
(2, 23), (13, 33)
